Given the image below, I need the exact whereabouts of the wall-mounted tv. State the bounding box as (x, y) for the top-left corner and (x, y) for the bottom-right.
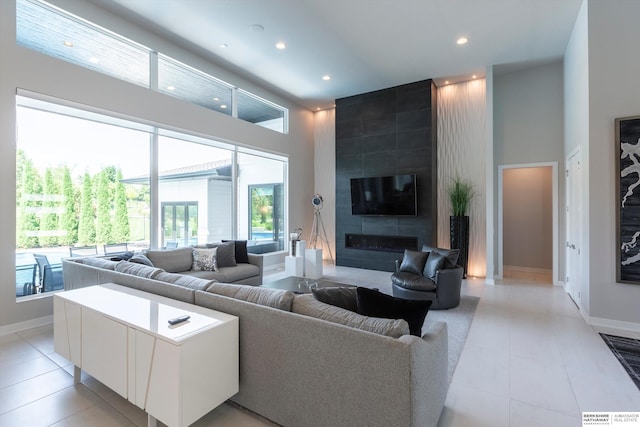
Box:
(350, 174), (417, 216)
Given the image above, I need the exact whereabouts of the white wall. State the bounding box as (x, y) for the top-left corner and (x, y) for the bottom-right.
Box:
(312, 109), (336, 261)
(503, 167), (553, 271)
(0, 0), (315, 329)
(583, 0), (640, 326)
(437, 80), (487, 277)
(493, 61), (565, 280)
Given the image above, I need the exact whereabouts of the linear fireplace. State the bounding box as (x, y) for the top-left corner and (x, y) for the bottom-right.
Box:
(345, 234), (418, 254)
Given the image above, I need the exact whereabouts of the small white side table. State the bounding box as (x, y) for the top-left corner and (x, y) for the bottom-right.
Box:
(285, 255), (304, 276)
(305, 249), (323, 279)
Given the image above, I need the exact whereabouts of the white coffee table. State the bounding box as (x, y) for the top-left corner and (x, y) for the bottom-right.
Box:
(53, 283), (238, 427)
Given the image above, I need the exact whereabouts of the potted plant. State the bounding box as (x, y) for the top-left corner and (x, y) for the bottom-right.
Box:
(448, 177), (475, 278)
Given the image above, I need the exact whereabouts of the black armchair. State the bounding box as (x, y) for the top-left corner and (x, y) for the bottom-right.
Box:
(33, 254), (64, 292)
(391, 248), (463, 310)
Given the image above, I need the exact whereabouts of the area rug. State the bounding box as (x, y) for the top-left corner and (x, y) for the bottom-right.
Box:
(600, 333), (640, 390)
(425, 295), (480, 382)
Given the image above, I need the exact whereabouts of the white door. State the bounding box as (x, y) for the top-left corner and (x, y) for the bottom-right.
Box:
(565, 149), (581, 305)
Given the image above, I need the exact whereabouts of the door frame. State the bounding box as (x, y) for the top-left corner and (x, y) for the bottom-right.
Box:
(497, 162), (559, 284)
(565, 147), (581, 304)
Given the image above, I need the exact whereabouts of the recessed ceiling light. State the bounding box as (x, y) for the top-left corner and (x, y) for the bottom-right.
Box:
(167, 85), (175, 91)
(219, 43), (229, 48)
(220, 104), (228, 109)
(63, 40), (74, 47)
(89, 57), (99, 64)
(445, 81), (450, 85)
(322, 75), (331, 81)
(472, 75), (477, 79)
(316, 107), (321, 111)
(251, 24), (264, 32)
(456, 37), (468, 45)
(213, 97), (220, 101)
(275, 42), (286, 50)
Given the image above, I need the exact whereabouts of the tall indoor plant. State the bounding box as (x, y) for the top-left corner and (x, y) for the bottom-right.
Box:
(448, 177), (474, 278)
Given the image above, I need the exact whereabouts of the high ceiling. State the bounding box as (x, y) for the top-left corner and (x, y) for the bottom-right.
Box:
(89, 0), (583, 111)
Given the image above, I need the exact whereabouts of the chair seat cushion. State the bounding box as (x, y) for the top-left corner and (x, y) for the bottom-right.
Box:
(391, 272), (437, 292)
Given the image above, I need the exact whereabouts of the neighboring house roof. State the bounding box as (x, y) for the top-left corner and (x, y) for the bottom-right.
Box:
(121, 159), (232, 184)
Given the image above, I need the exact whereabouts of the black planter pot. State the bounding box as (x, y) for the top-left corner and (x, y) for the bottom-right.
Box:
(450, 215), (470, 279)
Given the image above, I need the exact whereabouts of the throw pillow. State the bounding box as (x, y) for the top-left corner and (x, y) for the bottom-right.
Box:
(192, 247), (218, 272)
(311, 286), (358, 312)
(423, 251), (445, 280)
(421, 245), (460, 268)
(398, 249), (429, 275)
(129, 253), (154, 267)
(110, 251), (134, 261)
(205, 241), (237, 268)
(222, 239), (249, 264)
(355, 287), (432, 336)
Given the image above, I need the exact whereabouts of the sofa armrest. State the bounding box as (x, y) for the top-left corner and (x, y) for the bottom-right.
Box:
(435, 266), (464, 285)
(247, 253), (264, 285)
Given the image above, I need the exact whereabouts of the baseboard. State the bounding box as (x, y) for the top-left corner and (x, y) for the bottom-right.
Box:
(585, 314), (640, 336)
(503, 265), (552, 274)
(0, 315), (53, 336)
(485, 278), (495, 285)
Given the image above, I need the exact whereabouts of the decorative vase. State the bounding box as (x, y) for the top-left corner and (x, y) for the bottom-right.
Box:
(450, 215), (470, 279)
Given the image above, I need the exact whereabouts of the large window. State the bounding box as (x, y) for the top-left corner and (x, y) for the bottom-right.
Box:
(15, 96), (288, 298)
(157, 134), (234, 247)
(16, 0), (289, 134)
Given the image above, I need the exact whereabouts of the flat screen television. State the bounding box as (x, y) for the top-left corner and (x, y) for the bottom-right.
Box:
(350, 174), (417, 216)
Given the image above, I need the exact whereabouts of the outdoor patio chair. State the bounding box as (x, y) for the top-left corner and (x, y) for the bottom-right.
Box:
(15, 264), (37, 297)
(104, 243), (129, 255)
(69, 245), (98, 257)
(33, 253), (64, 292)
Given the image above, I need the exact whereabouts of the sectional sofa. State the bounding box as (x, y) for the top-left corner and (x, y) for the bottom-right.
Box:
(61, 252), (449, 426)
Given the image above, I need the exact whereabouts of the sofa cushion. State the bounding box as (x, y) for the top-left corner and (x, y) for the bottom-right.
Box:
(356, 287), (432, 336)
(205, 241), (236, 268)
(292, 294), (410, 338)
(145, 247), (193, 273)
(77, 257), (118, 270)
(114, 261), (164, 279)
(311, 287), (358, 312)
(421, 245), (460, 268)
(423, 251), (445, 280)
(154, 272), (214, 291)
(192, 247), (218, 271)
(391, 272), (437, 292)
(399, 249), (429, 275)
(216, 264), (260, 282)
(206, 283), (294, 311)
(129, 253), (154, 267)
(222, 239), (249, 264)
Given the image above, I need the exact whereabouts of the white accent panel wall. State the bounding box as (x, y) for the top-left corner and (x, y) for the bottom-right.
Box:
(313, 109), (336, 261)
(437, 80), (487, 277)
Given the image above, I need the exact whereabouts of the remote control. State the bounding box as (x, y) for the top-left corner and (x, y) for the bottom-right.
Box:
(168, 315), (190, 325)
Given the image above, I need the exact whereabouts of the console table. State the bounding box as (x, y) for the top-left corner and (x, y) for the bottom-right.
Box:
(53, 283), (238, 427)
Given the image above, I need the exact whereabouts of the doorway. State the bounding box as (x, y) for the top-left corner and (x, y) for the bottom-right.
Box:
(497, 162), (558, 283)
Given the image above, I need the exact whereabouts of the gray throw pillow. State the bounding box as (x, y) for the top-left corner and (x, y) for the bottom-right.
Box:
(399, 249), (429, 275)
(205, 241), (236, 268)
(311, 287), (358, 312)
(421, 245), (460, 268)
(423, 251), (445, 280)
(129, 253), (154, 267)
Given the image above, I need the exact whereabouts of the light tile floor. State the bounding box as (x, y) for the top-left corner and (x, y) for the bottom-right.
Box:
(0, 265), (638, 426)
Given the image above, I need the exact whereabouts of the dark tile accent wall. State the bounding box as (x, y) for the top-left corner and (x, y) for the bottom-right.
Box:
(335, 80), (437, 272)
